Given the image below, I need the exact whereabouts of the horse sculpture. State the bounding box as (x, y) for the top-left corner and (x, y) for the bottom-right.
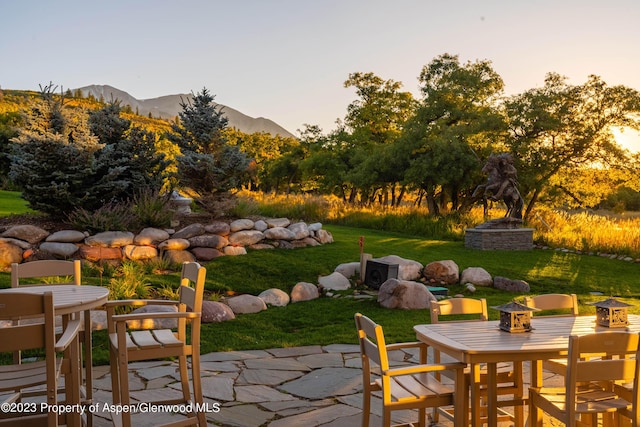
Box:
(472, 153), (524, 220)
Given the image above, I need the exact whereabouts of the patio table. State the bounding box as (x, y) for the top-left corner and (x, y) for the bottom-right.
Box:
(414, 314), (640, 427)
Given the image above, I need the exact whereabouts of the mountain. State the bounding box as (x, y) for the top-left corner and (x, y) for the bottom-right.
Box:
(75, 85), (296, 138)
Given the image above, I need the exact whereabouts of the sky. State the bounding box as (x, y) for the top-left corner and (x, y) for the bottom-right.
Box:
(1, 0), (639, 150)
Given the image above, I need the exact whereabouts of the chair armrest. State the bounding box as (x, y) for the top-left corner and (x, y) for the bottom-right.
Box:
(111, 311), (200, 324)
(386, 341), (427, 351)
(55, 318), (82, 352)
(105, 299), (179, 309)
(385, 362), (466, 377)
(386, 341), (429, 363)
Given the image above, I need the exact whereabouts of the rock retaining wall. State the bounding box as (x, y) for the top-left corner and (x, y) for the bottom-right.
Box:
(0, 218), (334, 270)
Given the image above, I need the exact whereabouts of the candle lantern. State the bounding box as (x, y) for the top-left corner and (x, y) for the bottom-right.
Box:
(591, 298), (631, 328)
(492, 301), (540, 333)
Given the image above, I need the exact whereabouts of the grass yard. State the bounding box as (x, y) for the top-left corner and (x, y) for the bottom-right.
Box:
(0, 190), (32, 216)
(82, 225), (640, 365)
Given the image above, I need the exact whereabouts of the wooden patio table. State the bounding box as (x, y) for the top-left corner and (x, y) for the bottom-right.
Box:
(1, 284), (109, 427)
(414, 314), (640, 427)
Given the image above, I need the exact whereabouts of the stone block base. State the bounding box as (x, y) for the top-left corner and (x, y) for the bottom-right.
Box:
(464, 228), (534, 250)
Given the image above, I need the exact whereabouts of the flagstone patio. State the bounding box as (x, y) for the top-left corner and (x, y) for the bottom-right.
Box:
(88, 344), (560, 427)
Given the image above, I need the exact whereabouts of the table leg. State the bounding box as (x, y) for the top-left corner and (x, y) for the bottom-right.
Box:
(470, 363), (482, 427)
(486, 362), (498, 426)
(529, 360), (542, 426)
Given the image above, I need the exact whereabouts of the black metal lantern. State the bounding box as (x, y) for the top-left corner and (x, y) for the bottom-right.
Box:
(591, 298), (632, 328)
(492, 301), (540, 333)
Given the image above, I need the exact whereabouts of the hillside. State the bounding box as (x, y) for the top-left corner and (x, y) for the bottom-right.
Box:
(76, 85), (296, 138)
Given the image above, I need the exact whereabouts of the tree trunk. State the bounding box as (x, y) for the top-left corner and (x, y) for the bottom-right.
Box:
(523, 188), (541, 221)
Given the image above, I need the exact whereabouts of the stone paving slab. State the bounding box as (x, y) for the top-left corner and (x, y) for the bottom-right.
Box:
(85, 344), (562, 426)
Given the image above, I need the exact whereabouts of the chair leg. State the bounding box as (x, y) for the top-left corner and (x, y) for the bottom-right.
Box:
(189, 354), (207, 427)
(110, 345), (121, 406)
(529, 392), (543, 427)
(118, 351), (132, 427)
(361, 385), (371, 427)
(83, 310), (93, 427)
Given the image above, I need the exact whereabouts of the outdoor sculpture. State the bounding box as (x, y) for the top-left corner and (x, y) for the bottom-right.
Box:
(473, 153), (524, 223)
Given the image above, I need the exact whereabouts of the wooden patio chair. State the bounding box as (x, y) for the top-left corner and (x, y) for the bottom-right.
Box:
(0, 291), (82, 426)
(430, 297), (526, 427)
(10, 259), (95, 425)
(524, 293), (579, 377)
(106, 262), (207, 427)
(529, 331), (640, 426)
(354, 312), (466, 427)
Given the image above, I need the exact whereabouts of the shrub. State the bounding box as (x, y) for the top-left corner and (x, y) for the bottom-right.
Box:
(131, 189), (174, 229)
(67, 202), (135, 233)
(108, 261), (152, 301)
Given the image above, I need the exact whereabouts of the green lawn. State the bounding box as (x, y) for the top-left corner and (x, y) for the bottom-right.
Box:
(84, 225), (640, 364)
(0, 190), (32, 216)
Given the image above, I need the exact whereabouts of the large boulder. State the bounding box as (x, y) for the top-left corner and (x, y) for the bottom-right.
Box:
(376, 255), (424, 281)
(123, 245), (158, 261)
(287, 222), (309, 240)
(46, 230), (86, 243)
(230, 219), (254, 232)
(172, 223), (205, 239)
(460, 267), (493, 287)
(223, 246), (247, 256)
(39, 242), (79, 258)
(78, 246), (122, 261)
(85, 231), (134, 248)
(266, 218), (290, 228)
(191, 247), (224, 261)
(188, 235), (228, 249)
(201, 301), (235, 323)
(493, 276), (530, 293)
(378, 279), (436, 310)
(157, 238), (190, 251)
(163, 249), (196, 264)
(315, 229), (333, 244)
(334, 262), (360, 279)
(134, 228), (170, 245)
(205, 221), (231, 236)
(226, 294), (267, 314)
(318, 272), (351, 291)
(263, 227), (296, 240)
(0, 240), (23, 270)
(1, 225), (49, 244)
(228, 230), (264, 246)
(258, 288), (290, 307)
(423, 260), (459, 285)
(291, 282), (319, 303)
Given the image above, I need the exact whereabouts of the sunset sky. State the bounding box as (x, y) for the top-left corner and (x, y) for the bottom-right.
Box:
(1, 0), (639, 150)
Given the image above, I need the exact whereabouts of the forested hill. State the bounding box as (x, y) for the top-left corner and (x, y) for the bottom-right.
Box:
(76, 85), (295, 138)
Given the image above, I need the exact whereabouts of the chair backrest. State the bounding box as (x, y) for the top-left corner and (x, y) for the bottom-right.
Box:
(0, 291), (55, 355)
(566, 332), (640, 416)
(355, 312), (391, 373)
(523, 293), (579, 317)
(178, 262), (206, 313)
(11, 260), (82, 287)
(430, 297), (488, 323)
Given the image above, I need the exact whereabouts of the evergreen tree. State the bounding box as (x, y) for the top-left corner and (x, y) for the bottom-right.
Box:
(168, 88), (249, 195)
(88, 102), (169, 207)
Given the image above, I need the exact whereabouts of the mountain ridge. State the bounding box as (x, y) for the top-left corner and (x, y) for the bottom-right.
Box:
(75, 84), (296, 138)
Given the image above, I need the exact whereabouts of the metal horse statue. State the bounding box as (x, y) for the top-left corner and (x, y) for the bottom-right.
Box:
(472, 153), (524, 220)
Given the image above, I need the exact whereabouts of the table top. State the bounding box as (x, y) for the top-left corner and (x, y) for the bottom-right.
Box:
(0, 285), (109, 315)
(414, 314), (640, 364)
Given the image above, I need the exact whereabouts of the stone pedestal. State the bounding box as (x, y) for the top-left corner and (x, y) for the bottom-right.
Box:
(464, 228), (534, 250)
